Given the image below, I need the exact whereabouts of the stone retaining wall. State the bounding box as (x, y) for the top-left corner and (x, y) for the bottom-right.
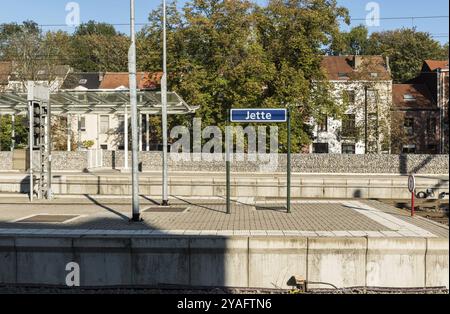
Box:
(104, 152), (449, 175)
(0, 151), (448, 174)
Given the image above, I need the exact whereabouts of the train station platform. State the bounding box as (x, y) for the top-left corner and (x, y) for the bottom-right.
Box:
(0, 197), (448, 289)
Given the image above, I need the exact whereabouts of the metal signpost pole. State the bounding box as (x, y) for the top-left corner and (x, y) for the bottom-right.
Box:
(226, 109), (231, 214)
(287, 107), (291, 214)
(124, 102), (128, 169)
(47, 100), (53, 199)
(229, 108), (288, 213)
(129, 0), (140, 221)
(28, 101), (33, 202)
(161, 0), (169, 206)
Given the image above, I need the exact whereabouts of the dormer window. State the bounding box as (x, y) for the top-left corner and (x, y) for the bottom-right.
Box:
(403, 94), (416, 102)
(79, 79), (87, 85)
(338, 72), (349, 80)
(370, 72), (378, 78)
(37, 70), (45, 75)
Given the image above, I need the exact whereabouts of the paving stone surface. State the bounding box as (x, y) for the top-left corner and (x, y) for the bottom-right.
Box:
(0, 198), (447, 238)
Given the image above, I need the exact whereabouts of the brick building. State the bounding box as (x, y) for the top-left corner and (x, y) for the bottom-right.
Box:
(413, 60), (449, 153)
(391, 83), (441, 154)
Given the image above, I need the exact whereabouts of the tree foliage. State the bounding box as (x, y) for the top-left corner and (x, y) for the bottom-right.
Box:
(1, 2), (448, 152)
(331, 26), (449, 83)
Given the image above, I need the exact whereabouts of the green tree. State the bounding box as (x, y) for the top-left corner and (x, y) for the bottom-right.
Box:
(70, 34), (129, 72)
(367, 28), (448, 82)
(330, 24), (369, 55)
(136, 0), (349, 152)
(70, 22), (129, 72)
(0, 115), (28, 151)
(74, 21), (118, 37)
(255, 0), (349, 150)
(0, 20), (40, 60)
(334, 26), (449, 83)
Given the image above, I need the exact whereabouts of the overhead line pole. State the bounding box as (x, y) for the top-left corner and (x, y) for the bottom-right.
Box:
(129, 0), (140, 221)
(161, 0), (169, 206)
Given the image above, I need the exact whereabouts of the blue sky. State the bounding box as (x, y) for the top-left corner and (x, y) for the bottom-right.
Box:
(0, 0), (448, 44)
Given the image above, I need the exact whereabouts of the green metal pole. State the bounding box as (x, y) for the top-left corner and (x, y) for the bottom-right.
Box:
(287, 107), (291, 214)
(226, 109), (231, 214)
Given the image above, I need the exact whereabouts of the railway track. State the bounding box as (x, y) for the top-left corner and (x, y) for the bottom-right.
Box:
(381, 199), (449, 226)
(0, 284), (448, 294)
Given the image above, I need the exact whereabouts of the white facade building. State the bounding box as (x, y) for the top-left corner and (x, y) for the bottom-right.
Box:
(310, 55), (393, 154)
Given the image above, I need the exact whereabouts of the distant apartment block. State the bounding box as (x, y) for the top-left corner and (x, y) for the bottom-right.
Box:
(310, 55), (393, 154)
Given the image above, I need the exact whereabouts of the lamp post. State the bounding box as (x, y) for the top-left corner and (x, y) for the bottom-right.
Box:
(129, 0), (140, 221)
(161, 0), (169, 206)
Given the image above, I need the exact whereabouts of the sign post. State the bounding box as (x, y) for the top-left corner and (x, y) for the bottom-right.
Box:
(408, 174), (416, 217)
(229, 108), (290, 213)
(226, 109), (231, 214)
(286, 108), (291, 213)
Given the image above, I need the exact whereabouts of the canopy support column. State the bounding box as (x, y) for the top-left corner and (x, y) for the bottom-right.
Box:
(146, 114), (150, 151)
(11, 114), (15, 151)
(67, 114), (71, 151)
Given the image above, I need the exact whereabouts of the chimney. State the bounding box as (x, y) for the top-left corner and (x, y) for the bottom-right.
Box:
(385, 56), (391, 73)
(353, 55), (363, 69)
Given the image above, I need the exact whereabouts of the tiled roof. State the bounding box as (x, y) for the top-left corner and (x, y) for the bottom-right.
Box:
(392, 84), (437, 110)
(321, 55), (391, 80)
(61, 73), (103, 90)
(9, 64), (72, 81)
(423, 60), (449, 72)
(99, 72), (163, 90)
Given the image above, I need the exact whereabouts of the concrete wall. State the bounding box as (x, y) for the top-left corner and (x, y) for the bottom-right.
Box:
(1, 151), (448, 174)
(0, 235), (448, 289)
(57, 174), (449, 200)
(1, 172), (448, 199)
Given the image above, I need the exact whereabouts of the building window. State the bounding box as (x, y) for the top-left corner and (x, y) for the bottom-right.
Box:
(313, 143), (329, 154)
(368, 113), (378, 129)
(343, 90), (355, 105)
(79, 116), (86, 132)
(403, 94), (416, 102)
(404, 118), (414, 136)
(367, 89), (378, 103)
(100, 115), (110, 133)
(427, 144), (437, 153)
(342, 143), (356, 154)
(402, 144), (416, 154)
(100, 144), (108, 150)
(318, 115), (328, 132)
(427, 117), (436, 136)
(338, 72), (349, 80)
(342, 114), (356, 137)
(118, 115), (125, 132)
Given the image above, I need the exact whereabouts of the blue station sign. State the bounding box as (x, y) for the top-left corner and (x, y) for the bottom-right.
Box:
(230, 108), (287, 123)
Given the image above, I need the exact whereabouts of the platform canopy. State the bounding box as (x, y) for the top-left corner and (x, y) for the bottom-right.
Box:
(0, 90), (198, 115)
